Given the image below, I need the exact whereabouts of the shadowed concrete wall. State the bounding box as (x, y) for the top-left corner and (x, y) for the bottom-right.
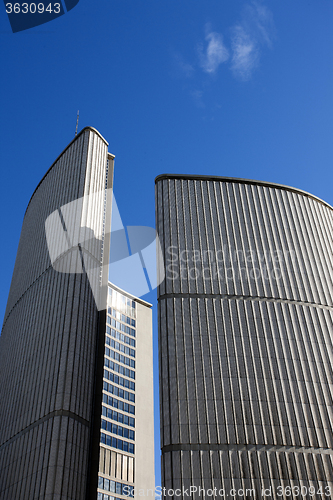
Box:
(0, 128), (113, 499)
(155, 175), (333, 498)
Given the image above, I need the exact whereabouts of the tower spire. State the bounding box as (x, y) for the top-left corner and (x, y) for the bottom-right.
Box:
(75, 110), (79, 136)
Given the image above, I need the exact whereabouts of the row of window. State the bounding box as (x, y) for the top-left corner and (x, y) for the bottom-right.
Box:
(98, 476), (134, 497)
(100, 433), (135, 454)
(104, 369), (135, 391)
(105, 347), (135, 369)
(102, 405), (135, 428)
(103, 394), (135, 415)
(103, 382), (135, 403)
(107, 326), (135, 347)
(108, 307), (136, 327)
(108, 288), (136, 315)
(105, 337), (135, 358)
(108, 287), (136, 310)
(104, 357), (135, 380)
(101, 419), (135, 440)
(97, 494), (124, 500)
(107, 317), (136, 337)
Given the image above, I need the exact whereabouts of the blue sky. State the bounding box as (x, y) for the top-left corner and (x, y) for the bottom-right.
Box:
(0, 0), (332, 487)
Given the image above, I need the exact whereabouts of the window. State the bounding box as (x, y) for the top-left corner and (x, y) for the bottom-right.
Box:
(97, 476), (135, 498)
(102, 406), (135, 427)
(104, 348), (135, 368)
(106, 326), (135, 347)
(102, 395), (135, 415)
(104, 369), (135, 391)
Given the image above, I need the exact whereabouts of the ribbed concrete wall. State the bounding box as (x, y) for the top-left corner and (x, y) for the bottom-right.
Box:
(0, 128), (112, 500)
(156, 176), (333, 498)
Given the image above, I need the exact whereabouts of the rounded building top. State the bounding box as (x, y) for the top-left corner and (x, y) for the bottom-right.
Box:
(155, 173), (333, 212)
(25, 127), (110, 216)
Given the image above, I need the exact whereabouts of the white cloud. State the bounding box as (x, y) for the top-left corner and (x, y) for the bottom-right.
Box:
(199, 29), (229, 74)
(174, 1), (275, 108)
(231, 25), (259, 81)
(231, 1), (274, 81)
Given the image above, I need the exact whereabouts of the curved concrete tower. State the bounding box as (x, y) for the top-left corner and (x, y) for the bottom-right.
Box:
(0, 128), (114, 499)
(155, 174), (333, 498)
(0, 127), (155, 500)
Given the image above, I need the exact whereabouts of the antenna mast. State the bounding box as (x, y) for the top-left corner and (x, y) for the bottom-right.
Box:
(75, 110), (79, 136)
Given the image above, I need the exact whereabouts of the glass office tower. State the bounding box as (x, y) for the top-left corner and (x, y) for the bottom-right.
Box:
(155, 174), (333, 499)
(97, 283), (154, 500)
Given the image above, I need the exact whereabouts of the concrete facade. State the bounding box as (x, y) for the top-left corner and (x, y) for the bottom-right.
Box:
(0, 128), (155, 500)
(155, 174), (333, 498)
(0, 127), (113, 500)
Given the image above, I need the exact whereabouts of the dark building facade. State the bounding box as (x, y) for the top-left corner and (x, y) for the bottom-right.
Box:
(155, 174), (333, 498)
(0, 128), (154, 500)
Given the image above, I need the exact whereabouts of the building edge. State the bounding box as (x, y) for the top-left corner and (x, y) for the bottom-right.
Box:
(25, 127), (112, 216)
(0, 128), (111, 499)
(155, 173), (333, 212)
(86, 151), (115, 500)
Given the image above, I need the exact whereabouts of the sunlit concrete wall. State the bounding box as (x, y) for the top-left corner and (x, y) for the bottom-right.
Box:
(156, 174), (333, 498)
(0, 127), (113, 500)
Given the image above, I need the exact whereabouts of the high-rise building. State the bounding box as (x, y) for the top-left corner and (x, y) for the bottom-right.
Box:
(97, 282), (154, 500)
(0, 127), (154, 500)
(155, 174), (333, 497)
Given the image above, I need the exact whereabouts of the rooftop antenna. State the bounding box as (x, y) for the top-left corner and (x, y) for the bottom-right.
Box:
(75, 110), (79, 136)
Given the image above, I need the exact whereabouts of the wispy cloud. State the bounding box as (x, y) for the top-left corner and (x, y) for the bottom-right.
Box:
(172, 2), (275, 109)
(231, 1), (274, 81)
(199, 26), (229, 74)
(174, 53), (195, 78)
(231, 25), (259, 81)
(190, 90), (205, 108)
(248, 1), (274, 47)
